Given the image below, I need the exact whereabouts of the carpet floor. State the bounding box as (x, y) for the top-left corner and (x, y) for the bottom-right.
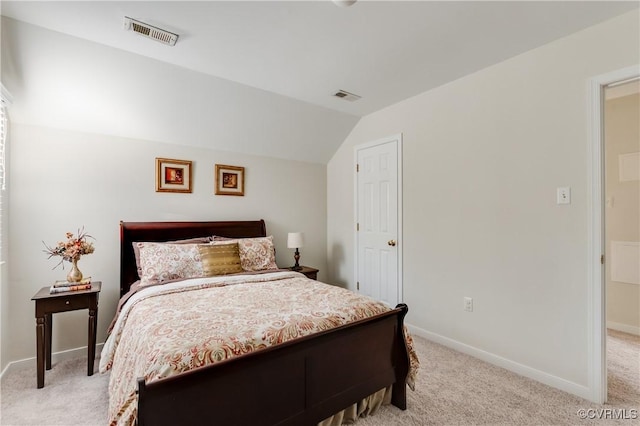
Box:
(1, 331), (638, 425)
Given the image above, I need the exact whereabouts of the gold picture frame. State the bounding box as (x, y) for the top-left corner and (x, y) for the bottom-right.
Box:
(215, 164), (245, 196)
(156, 158), (192, 193)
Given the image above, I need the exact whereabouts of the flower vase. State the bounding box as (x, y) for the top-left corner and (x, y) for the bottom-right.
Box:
(67, 258), (83, 283)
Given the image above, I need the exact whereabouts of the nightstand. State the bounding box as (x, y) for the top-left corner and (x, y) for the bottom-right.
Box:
(296, 266), (318, 280)
(31, 281), (101, 388)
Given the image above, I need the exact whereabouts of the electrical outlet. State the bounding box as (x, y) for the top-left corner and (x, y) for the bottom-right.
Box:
(464, 297), (473, 312)
(557, 187), (571, 204)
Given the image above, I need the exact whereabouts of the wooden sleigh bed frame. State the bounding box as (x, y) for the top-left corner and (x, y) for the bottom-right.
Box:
(119, 219), (410, 426)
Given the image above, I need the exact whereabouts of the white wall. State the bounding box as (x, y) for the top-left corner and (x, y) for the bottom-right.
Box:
(6, 123), (327, 367)
(327, 10), (639, 397)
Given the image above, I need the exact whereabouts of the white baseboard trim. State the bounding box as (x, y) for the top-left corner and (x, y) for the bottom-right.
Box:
(607, 321), (640, 336)
(406, 323), (592, 401)
(0, 343), (104, 380)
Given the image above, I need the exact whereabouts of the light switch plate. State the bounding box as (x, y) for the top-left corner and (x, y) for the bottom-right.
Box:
(557, 187), (571, 204)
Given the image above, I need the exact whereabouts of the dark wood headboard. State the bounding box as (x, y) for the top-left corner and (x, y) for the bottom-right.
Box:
(119, 220), (267, 297)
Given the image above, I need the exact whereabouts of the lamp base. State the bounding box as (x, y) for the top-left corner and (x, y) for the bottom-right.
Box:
(290, 248), (301, 271)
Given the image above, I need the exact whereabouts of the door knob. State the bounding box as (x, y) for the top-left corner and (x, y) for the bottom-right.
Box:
(388, 240), (396, 247)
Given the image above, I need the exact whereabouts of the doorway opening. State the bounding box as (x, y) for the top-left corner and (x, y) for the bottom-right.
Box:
(589, 66), (640, 404)
(603, 78), (640, 406)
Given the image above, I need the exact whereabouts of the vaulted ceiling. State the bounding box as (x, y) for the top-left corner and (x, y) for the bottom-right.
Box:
(1, 1), (637, 163)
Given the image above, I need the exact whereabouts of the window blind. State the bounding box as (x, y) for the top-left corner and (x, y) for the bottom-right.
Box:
(0, 104), (6, 262)
(0, 84), (10, 265)
(0, 105), (6, 191)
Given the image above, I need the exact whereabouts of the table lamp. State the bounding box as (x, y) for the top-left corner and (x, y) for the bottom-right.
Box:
(287, 232), (304, 271)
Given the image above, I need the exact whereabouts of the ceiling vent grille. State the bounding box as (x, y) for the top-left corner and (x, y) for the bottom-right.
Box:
(123, 17), (178, 46)
(334, 90), (361, 102)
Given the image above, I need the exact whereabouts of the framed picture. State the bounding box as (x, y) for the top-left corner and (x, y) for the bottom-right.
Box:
(156, 158), (192, 193)
(215, 164), (245, 196)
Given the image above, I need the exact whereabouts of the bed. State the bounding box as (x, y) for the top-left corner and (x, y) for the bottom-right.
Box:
(101, 220), (417, 426)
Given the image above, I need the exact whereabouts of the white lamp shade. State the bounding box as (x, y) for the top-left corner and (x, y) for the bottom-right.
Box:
(287, 232), (304, 249)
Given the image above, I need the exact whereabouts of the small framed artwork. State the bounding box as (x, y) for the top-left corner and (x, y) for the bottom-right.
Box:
(215, 164), (245, 196)
(156, 158), (192, 193)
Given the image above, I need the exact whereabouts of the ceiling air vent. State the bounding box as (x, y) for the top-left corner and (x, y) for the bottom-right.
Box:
(123, 17), (178, 46)
(334, 90), (361, 102)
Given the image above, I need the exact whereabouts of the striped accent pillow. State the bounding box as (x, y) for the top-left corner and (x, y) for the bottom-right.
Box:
(198, 243), (243, 276)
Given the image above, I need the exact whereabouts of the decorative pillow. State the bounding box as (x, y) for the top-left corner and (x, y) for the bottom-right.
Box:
(198, 243), (243, 276)
(137, 242), (204, 286)
(133, 237), (211, 279)
(238, 236), (278, 271)
(212, 236), (278, 271)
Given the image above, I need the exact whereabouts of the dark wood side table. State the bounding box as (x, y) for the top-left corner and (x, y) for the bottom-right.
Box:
(31, 281), (101, 388)
(296, 266), (318, 280)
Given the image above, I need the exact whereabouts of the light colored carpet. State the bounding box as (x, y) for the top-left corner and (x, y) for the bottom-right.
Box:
(1, 331), (638, 425)
(356, 330), (639, 426)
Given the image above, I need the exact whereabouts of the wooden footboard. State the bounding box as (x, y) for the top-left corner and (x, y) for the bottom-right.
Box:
(137, 304), (410, 426)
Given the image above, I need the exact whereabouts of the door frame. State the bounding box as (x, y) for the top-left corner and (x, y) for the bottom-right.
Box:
(588, 65), (639, 404)
(353, 134), (403, 304)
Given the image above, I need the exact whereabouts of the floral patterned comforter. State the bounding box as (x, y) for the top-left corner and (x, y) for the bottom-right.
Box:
(100, 271), (419, 426)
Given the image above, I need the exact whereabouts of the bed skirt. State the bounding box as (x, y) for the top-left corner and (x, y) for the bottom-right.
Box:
(319, 386), (392, 426)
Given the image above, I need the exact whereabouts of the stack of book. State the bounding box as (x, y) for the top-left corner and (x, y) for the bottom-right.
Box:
(49, 277), (92, 294)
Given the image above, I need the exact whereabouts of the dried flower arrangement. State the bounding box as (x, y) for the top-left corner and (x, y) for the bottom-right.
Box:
(43, 227), (95, 269)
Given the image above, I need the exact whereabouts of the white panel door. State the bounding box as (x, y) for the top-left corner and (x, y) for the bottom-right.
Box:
(356, 136), (401, 307)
